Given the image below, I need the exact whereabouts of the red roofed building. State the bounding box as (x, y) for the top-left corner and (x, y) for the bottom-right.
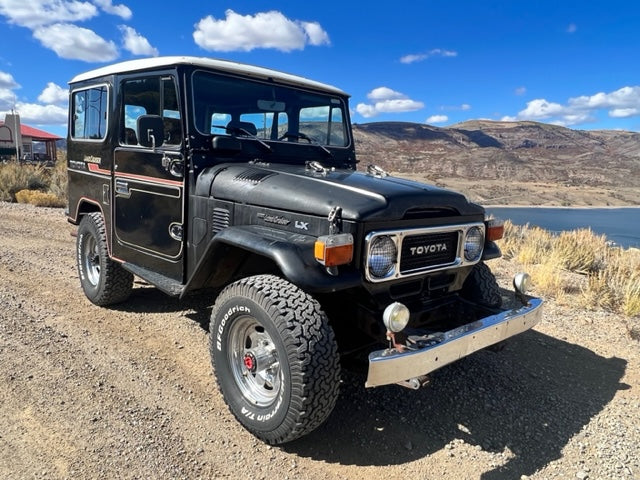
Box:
(0, 113), (62, 163)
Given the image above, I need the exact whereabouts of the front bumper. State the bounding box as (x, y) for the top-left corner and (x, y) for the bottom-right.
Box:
(365, 297), (543, 388)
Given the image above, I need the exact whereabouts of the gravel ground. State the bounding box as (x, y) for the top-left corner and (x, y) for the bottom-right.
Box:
(0, 202), (638, 480)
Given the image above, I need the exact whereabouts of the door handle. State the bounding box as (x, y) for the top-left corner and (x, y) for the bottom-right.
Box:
(115, 178), (130, 196)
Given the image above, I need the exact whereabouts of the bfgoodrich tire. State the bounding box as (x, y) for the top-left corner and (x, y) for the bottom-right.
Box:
(462, 261), (502, 309)
(76, 212), (133, 306)
(210, 275), (341, 444)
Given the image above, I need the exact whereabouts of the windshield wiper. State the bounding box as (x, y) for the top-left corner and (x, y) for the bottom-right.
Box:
(279, 131), (333, 157)
(212, 124), (272, 153)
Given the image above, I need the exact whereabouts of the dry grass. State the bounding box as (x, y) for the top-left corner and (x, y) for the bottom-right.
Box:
(501, 220), (640, 317)
(14, 189), (66, 208)
(0, 158), (67, 206)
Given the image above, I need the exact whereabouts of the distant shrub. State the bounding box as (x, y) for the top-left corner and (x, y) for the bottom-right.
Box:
(0, 158), (67, 206)
(15, 189), (66, 207)
(0, 162), (49, 201)
(501, 220), (640, 318)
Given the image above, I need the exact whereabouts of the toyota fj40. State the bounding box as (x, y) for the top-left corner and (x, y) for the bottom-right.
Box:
(67, 56), (542, 444)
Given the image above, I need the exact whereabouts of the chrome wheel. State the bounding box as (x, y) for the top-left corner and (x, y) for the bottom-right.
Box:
(82, 233), (100, 286)
(227, 315), (281, 407)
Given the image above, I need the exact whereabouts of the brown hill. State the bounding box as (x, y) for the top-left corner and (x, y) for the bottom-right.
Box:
(352, 120), (640, 205)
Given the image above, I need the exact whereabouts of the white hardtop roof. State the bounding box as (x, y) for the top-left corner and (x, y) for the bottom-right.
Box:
(69, 56), (348, 96)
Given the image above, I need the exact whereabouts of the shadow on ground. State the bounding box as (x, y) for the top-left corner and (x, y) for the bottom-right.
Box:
(286, 330), (627, 479)
(110, 282), (214, 329)
(112, 284), (627, 478)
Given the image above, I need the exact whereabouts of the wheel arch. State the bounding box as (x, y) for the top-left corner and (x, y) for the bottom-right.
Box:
(182, 225), (361, 297)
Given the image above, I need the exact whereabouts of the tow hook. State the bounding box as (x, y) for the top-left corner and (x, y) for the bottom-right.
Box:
(396, 375), (430, 390)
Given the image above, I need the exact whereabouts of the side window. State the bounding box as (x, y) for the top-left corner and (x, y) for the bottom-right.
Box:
(71, 86), (108, 140)
(121, 76), (182, 147)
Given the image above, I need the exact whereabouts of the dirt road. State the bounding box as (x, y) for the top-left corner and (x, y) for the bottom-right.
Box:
(1, 202), (638, 480)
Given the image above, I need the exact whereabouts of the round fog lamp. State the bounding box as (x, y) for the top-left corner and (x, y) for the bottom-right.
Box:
(513, 272), (531, 295)
(383, 302), (410, 333)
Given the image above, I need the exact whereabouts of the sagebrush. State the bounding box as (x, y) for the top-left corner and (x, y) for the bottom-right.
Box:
(0, 157), (67, 206)
(502, 220), (640, 317)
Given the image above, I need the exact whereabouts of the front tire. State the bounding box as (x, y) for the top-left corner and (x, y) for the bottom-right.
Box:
(210, 275), (340, 444)
(462, 261), (502, 308)
(76, 212), (133, 306)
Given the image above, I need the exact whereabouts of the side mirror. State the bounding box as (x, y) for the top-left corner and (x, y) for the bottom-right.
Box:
(137, 115), (164, 148)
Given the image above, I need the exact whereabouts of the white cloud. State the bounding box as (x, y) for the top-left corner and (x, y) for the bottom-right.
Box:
(300, 21), (330, 46)
(38, 82), (68, 105)
(461, 103), (471, 111)
(119, 25), (158, 56)
(400, 49), (458, 64)
(0, 71), (19, 89)
(515, 86), (527, 96)
(33, 23), (118, 62)
(426, 115), (448, 124)
(356, 86), (424, 118)
(93, 0), (131, 20)
(13, 101), (68, 124)
(0, 71), (19, 110)
(193, 9), (330, 52)
(609, 108), (639, 118)
(0, 0), (97, 28)
(503, 85), (640, 126)
(367, 87), (405, 101)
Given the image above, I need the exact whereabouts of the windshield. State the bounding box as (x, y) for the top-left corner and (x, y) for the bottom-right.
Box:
(192, 71), (349, 147)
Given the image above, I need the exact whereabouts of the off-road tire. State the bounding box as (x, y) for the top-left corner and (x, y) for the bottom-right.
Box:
(76, 212), (133, 306)
(210, 274), (341, 444)
(462, 261), (502, 309)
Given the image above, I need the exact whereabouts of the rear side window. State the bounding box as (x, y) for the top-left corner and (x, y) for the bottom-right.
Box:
(71, 85), (108, 140)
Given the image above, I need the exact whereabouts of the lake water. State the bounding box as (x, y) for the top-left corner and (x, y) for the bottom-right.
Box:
(486, 207), (640, 249)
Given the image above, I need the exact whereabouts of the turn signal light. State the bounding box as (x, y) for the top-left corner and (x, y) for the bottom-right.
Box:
(486, 218), (505, 241)
(314, 233), (354, 267)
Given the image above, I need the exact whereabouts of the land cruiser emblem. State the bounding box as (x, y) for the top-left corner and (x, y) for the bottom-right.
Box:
(257, 213), (290, 226)
(410, 243), (448, 255)
(295, 221), (309, 231)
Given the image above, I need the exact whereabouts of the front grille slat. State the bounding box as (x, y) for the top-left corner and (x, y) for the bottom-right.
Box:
(400, 231), (458, 273)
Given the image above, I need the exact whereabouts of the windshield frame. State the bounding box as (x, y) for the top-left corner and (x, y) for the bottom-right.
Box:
(190, 69), (352, 150)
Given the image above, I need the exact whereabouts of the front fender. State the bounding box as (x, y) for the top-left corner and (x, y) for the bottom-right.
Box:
(182, 225), (361, 297)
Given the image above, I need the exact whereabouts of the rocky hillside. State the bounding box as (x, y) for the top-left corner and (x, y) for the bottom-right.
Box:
(353, 120), (640, 191)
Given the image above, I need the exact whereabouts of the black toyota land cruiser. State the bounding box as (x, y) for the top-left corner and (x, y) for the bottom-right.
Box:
(67, 56), (542, 444)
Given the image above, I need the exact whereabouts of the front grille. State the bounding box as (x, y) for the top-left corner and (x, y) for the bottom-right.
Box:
(400, 231), (459, 273)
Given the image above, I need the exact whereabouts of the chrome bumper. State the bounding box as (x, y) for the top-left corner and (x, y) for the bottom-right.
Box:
(365, 297), (543, 388)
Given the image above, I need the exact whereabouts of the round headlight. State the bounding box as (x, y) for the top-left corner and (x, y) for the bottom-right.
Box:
(464, 226), (484, 262)
(368, 235), (397, 278)
(383, 302), (410, 332)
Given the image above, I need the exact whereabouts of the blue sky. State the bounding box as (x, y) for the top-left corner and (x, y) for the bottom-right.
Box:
(1, 0), (640, 137)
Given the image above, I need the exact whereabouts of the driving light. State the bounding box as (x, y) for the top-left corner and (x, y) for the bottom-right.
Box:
(464, 226), (484, 262)
(368, 235), (397, 278)
(513, 272), (531, 295)
(383, 302), (410, 333)
(315, 233), (354, 267)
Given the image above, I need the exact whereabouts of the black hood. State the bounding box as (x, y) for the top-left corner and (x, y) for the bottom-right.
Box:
(200, 163), (483, 221)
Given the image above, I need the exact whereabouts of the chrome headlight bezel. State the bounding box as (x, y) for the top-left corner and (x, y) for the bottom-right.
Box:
(464, 226), (484, 262)
(366, 234), (398, 279)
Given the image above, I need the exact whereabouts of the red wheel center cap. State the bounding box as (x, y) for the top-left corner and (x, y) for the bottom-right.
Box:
(243, 353), (256, 371)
